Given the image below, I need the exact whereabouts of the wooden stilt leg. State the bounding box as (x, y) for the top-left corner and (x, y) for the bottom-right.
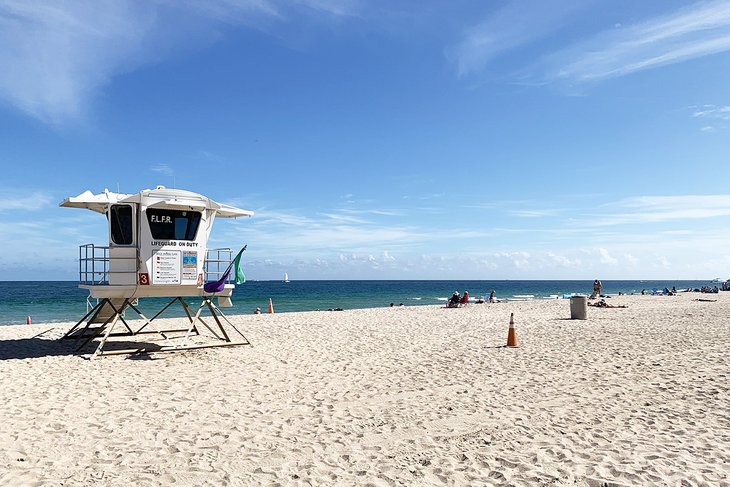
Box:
(126, 300), (170, 339)
(207, 299), (250, 344)
(75, 299), (129, 353)
(179, 301), (207, 347)
(134, 297), (179, 334)
(74, 299), (116, 351)
(119, 315), (134, 335)
(178, 298), (202, 336)
(62, 299), (106, 339)
(90, 300), (129, 358)
(180, 298), (220, 339)
(67, 295), (251, 358)
(126, 301), (149, 323)
(205, 299), (231, 342)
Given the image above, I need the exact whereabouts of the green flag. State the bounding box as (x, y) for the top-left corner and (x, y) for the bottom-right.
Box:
(232, 247), (246, 285)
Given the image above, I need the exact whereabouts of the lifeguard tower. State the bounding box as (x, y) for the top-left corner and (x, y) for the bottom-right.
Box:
(60, 185), (254, 357)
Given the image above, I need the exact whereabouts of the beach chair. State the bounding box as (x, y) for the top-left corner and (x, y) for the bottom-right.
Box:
(204, 261), (234, 293)
(204, 245), (246, 293)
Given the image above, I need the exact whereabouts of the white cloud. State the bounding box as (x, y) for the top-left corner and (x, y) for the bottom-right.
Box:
(0, 190), (54, 211)
(548, 0), (730, 83)
(588, 194), (730, 226)
(656, 256), (671, 269)
(0, 1), (159, 123)
(177, 0), (281, 22)
(210, 191), (730, 279)
(294, 0), (358, 17)
(693, 105), (730, 132)
(693, 105), (730, 120)
(244, 223), (422, 254)
(338, 208), (405, 217)
(598, 248), (618, 265)
(448, 0), (587, 77)
(251, 209), (318, 227)
(214, 206), (423, 260)
(0, 210), (104, 278)
(545, 252), (581, 268)
(511, 209), (559, 218)
(0, 0), (356, 124)
(623, 253), (640, 268)
(151, 163), (175, 177)
(319, 213), (371, 224)
(181, 0), (359, 22)
(623, 194), (730, 210)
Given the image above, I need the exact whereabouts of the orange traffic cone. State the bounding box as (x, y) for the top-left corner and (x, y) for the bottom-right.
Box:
(268, 298), (274, 314)
(507, 312), (519, 348)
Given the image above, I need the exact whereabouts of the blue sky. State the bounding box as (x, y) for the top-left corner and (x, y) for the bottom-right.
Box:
(1, 0), (730, 280)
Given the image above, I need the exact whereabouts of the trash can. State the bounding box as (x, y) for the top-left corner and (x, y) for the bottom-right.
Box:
(570, 295), (587, 320)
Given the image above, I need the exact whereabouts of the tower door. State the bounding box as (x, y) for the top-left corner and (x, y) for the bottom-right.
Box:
(108, 204), (137, 285)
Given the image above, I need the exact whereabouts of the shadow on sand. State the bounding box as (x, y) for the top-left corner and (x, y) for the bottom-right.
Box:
(0, 336), (164, 361)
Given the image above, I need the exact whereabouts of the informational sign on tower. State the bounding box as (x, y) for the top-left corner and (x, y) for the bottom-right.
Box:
(152, 250), (181, 284)
(181, 251), (198, 283)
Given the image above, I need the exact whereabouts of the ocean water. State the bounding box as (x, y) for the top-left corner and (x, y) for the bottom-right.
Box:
(0, 280), (712, 325)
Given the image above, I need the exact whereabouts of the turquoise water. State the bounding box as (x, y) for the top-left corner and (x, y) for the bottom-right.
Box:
(0, 280), (711, 325)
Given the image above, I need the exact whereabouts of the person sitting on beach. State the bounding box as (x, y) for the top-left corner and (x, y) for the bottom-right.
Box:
(589, 299), (627, 308)
(448, 291), (461, 308)
(254, 307), (261, 314)
(460, 291), (469, 306)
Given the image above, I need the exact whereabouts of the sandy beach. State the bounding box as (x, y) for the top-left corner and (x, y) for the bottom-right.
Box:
(0, 293), (728, 486)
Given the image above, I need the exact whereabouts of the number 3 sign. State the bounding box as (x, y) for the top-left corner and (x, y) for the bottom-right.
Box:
(139, 273), (150, 285)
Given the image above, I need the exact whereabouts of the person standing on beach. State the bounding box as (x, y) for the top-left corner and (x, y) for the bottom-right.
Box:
(488, 290), (495, 303)
(593, 279), (602, 297)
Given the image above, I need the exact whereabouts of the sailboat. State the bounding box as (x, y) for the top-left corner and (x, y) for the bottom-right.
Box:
(284, 272), (290, 283)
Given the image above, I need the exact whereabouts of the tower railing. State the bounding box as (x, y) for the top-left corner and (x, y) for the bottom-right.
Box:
(78, 244), (233, 286)
(204, 248), (233, 284)
(78, 244), (137, 285)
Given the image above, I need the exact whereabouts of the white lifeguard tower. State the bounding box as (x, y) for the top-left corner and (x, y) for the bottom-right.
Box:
(60, 185), (254, 357)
